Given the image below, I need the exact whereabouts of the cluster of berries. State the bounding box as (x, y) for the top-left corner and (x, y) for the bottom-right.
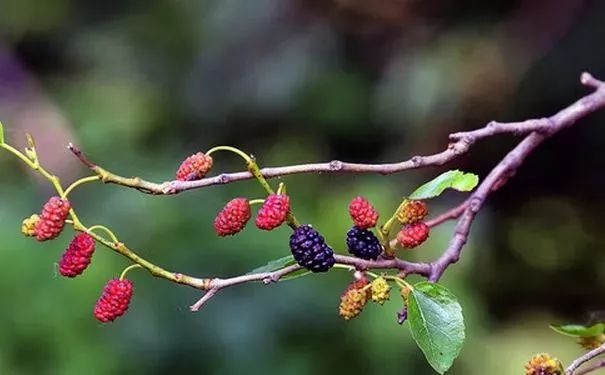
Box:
(214, 194), (291, 236)
(396, 199), (430, 248)
(338, 276), (392, 320)
(348, 196), (430, 253)
(213, 195), (336, 273)
(22, 196), (133, 323)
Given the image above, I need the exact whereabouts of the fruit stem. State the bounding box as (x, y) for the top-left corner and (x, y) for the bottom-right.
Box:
(383, 275), (412, 290)
(88, 225), (119, 243)
(246, 159), (301, 229)
(249, 199), (265, 206)
(120, 264), (143, 281)
(63, 175), (101, 198)
(276, 182), (286, 195)
(206, 145), (252, 163)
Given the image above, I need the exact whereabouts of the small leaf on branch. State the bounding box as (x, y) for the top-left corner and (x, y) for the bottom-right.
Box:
(247, 255), (311, 281)
(407, 282), (465, 374)
(550, 323), (605, 337)
(25, 133), (38, 162)
(409, 170), (479, 200)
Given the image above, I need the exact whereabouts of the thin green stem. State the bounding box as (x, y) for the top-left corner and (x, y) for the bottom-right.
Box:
(1, 135), (207, 290)
(0, 143), (37, 169)
(277, 182), (286, 195)
(120, 264), (144, 280)
(63, 175), (101, 197)
(333, 264), (355, 272)
(249, 199), (266, 206)
(384, 275), (411, 289)
(88, 225), (119, 243)
(379, 199), (407, 255)
(206, 146), (252, 163)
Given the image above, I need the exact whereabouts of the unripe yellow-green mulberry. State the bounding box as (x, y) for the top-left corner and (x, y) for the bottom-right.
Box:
(21, 214), (40, 237)
(578, 334), (605, 350)
(339, 278), (370, 321)
(525, 353), (564, 375)
(370, 277), (391, 305)
(397, 199), (428, 225)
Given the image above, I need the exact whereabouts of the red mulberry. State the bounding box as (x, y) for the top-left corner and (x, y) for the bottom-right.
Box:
(176, 152), (213, 181)
(255, 194), (290, 230)
(348, 196), (379, 229)
(34, 196), (71, 241)
(214, 198), (251, 236)
(397, 222), (429, 249)
(93, 279), (133, 323)
(59, 233), (96, 278)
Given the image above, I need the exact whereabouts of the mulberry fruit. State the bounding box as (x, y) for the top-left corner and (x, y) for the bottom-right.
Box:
(578, 334), (605, 350)
(289, 225), (335, 272)
(370, 277), (391, 304)
(397, 222), (429, 249)
(21, 214), (40, 237)
(397, 199), (428, 225)
(34, 196), (71, 241)
(255, 194), (290, 230)
(339, 278), (371, 321)
(59, 233), (96, 278)
(525, 353), (564, 375)
(176, 152), (213, 181)
(346, 226), (382, 260)
(214, 198), (251, 236)
(348, 196), (379, 229)
(94, 279), (133, 323)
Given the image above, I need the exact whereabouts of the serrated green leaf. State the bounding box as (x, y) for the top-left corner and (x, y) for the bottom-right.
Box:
(408, 170), (479, 200)
(0, 121), (4, 144)
(246, 255), (311, 282)
(550, 323), (605, 338)
(247, 255), (295, 274)
(407, 282), (465, 374)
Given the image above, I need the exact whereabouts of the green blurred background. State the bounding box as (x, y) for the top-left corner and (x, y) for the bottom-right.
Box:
(1, 1), (605, 374)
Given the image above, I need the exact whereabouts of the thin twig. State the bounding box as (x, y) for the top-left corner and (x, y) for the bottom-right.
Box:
(567, 344), (605, 375)
(576, 359), (605, 375)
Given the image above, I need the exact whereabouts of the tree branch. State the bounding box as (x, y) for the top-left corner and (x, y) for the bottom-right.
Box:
(11, 72), (605, 312)
(567, 344), (605, 375)
(576, 360), (605, 375)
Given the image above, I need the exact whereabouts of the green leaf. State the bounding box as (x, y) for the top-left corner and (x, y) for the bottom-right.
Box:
(247, 255), (294, 274)
(407, 282), (465, 374)
(246, 255), (311, 282)
(408, 170), (479, 200)
(550, 323), (605, 338)
(281, 268), (312, 281)
(0, 121), (4, 144)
